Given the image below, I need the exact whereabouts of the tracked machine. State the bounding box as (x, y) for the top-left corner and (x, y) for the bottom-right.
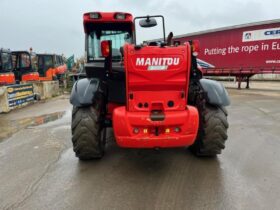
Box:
(0, 48), (15, 85)
(70, 12), (230, 160)
(12, 51), (39, 83)
(37, 54), (67, 81)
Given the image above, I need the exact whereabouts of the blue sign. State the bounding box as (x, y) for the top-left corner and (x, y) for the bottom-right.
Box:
(264, 30), (280, 36)
(7, 84), (34, 108)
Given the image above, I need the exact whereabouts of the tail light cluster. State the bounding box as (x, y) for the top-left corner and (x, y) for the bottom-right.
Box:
(191, 40), (200, 57)
(138, 102), (149, 108)
(89, 12), (127, 20)
(101, 40), (110, 57)
(114, 13), (126, 20)
(133, 127), (181, 135)
(136, 101), (175, 109)
(89, 13), (101, 19)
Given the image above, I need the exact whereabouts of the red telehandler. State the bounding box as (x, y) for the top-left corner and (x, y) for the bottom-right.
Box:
(70, 12), (230, 160)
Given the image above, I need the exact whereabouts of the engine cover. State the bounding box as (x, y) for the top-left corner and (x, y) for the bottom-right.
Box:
(124, 44), (192, 112)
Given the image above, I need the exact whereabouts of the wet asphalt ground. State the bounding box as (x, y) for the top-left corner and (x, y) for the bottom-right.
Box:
(0, 84), (280, 210)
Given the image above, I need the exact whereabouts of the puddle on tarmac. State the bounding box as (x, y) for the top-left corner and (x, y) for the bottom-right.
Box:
(0, 111), (65, 141)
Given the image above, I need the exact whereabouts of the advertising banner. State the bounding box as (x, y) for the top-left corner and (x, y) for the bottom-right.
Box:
(7, 84), (34, 109)
(175, 22), (280, 69)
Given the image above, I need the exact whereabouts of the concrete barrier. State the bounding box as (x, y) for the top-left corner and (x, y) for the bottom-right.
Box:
(252, 74), (280, 80)
(0, 86), (9, 113)
(21, 81), (59, 100)
(0, 83), (34, 113)
(0, 81), (60, 113)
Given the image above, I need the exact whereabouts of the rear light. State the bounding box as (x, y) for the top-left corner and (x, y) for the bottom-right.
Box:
(133, 128), (140, 134)
(101, 40), (110, 57)
(89, 13), (101, 19)
(191, 40), (200, 56)
(165, 128), (170, 134)
(143, 129), (148, 134)
(115, 13), (126, 20)
(174, 127), (181, 133)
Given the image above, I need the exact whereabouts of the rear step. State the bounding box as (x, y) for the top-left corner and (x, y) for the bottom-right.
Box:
(150, 110), (165, 121)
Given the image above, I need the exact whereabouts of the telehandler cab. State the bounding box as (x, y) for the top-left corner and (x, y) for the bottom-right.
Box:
(70, 12), (230, 160)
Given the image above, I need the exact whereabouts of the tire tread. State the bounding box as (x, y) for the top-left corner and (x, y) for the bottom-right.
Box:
(71, 103), (104, 160)
(190, 104), (228, 157)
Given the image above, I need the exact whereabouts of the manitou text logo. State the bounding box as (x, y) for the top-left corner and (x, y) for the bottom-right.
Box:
(136, 57), (180, 66)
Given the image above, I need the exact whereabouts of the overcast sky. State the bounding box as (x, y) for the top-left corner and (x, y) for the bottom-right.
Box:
(1, 0), (279, 58)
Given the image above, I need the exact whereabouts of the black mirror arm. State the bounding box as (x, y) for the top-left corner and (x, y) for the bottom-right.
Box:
(133, 15), (166, 45)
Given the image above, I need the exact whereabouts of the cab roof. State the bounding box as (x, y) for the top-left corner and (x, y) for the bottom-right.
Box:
(83, 12), (133, 33)
(12, 51), (30, 54)
(37, 54), (62, 56)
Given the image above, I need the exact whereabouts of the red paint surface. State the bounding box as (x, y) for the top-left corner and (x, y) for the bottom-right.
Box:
(113, 43), (199, 148)
(22, 72), (39, 81)
(0, 73), (15, 85)
(113, 106), (199, 148)
(83, 12), (133, 33)
(124, 44), (191, 110)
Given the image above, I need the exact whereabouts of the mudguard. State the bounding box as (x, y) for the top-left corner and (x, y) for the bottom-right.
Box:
(70, 78), (101, 107)
(199, 79), (230, 106)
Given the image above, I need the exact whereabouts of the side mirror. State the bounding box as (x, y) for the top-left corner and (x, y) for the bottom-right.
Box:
(139, 17), (157, 28)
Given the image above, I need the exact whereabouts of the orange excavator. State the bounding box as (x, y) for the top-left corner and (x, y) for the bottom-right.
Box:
(12, 51), (39, 83)
(0, 48), (15, 85)
(37, 54), (67, 81)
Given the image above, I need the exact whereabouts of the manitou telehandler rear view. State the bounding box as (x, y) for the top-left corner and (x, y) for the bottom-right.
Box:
(70, 12), (230, 160)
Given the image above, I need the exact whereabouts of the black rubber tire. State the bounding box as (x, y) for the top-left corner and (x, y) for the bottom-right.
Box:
(190, 104), (229, 157)
(71, 103), (105, 160)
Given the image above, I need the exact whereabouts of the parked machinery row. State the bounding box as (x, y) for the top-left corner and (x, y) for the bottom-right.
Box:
(0, 48), (67, 85)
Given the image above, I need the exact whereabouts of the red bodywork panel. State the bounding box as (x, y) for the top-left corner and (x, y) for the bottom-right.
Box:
(124, 44), (191, 111)
(22, 72), (39, 82)
(113, 106), (199, 148)
(0, 73), (15, 85)
(113, 44), (199, 148)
